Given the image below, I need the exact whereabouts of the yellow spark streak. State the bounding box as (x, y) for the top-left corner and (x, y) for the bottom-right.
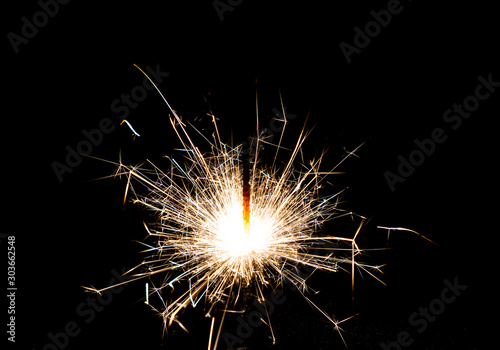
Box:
(377, 226), (439, 246)
(207, 317), (215, 350)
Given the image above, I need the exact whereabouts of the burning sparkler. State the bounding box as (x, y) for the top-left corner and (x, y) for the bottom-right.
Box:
(84, 65), (386, 348)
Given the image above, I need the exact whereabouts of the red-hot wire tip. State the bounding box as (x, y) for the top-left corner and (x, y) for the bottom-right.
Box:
(242, 158), (251, 234)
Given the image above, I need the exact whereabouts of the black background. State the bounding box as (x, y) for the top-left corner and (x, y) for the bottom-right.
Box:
(3, 1), (498, 349)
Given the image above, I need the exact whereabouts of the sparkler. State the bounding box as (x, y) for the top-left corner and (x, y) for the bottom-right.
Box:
(85, 65), (386, 348)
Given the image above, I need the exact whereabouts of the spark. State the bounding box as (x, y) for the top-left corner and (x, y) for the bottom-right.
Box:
(377, 226), (438, 246)
(120, 119), (141, 137)
(86, 65), (385, 348)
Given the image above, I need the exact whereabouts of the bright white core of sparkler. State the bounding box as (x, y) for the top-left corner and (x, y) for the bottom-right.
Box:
(216, 206), (272, 258)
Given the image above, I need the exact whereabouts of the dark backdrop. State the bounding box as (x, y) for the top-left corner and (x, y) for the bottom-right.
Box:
(3, 1), (497, 349)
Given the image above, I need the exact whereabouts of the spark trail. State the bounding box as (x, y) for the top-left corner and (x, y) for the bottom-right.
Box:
(85, 65), (384, 348)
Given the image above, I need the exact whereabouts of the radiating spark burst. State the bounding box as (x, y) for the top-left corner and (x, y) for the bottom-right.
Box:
(85, 65), (385, 348)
